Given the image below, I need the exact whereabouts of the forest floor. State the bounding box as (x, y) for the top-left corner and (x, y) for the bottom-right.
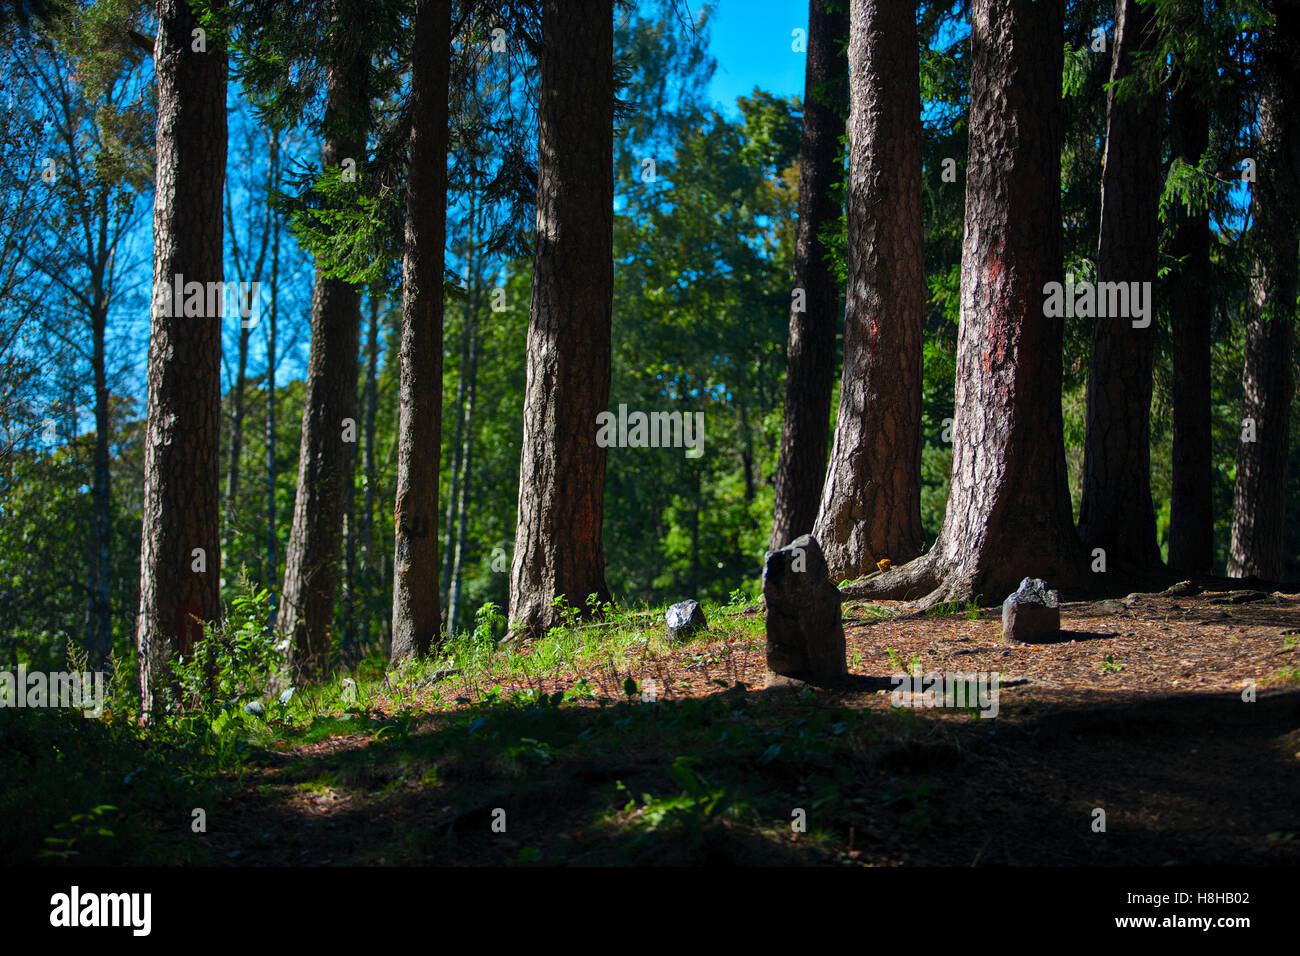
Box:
(5, 584), (1300, 866)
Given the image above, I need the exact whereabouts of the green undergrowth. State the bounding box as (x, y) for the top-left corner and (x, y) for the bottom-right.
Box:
(1, 705), (233, 864)
(1, 590), (948, 866)
(216, 684), (948, 865)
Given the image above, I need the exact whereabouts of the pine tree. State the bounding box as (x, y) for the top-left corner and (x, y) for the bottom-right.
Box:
(136, 0), (227, 713)
(390, 0), (450, 662)
(276, 0), (371, 682)
(770, 0), (848, 554)
(1166, 0), (1215, 575)
(845, 0), (1085, 606)
(508, 0), (615, 636)
(1077, 0), (1163, 574)
(812, 0), (925, 579)
(1228, 0), (1299, 580)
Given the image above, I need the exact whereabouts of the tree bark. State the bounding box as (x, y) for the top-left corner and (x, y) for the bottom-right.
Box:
(507, 0), (614, 637)
(90, 294), (111, 666)
(390, 0), (450, 662)
(448, 283), (480, 631)
(361, 292), (379, 578)
(770, 0), (848, 553)
(136, 0), (226, 714)
(442, 177), (478, 609)
(222, 125), (272, 565)
(224, 319), (249, 551)
(739, 396), (756, 502)
(812, 0), (924, 579)
(1167, 3), (1214, 575)
(278, 0), (369, 682)
(354, 290), (379, 652)
(264, 172), (280, 615)
(1228, 0), (1299, 580)
(845, 0), (1083, 606)
(1077, 0), (1162, 572)
(342, 419), (357, 659)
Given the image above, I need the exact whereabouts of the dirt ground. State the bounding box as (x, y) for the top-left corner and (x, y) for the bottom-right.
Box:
(204, 585), (1300, 866)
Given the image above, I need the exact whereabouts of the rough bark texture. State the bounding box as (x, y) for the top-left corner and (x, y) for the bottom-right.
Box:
(224, 327), (248, 541)
(1228, 0), (1299, 580)
(136, 0), (226, 714)
(812, 0), (925, 579)
(1167, 9), (1214, 575)
(342, 422), (357, 658)
(770, 0), (848, 553)
(220, 160), (268, 559)
(90, 298), (111, 666)
(361, 293), (378, 578)
(508, 0), (614, 637)
(929, 0), (1083, 602)
(448, 288), (480, 631)
(1077, 0), (1162, 571)
(845, 0), (1084, 606)
(278, 0), (368, 682)
(390, 0), (450, 662)
(264, 199), (279, 610)
(442, 177), (478, 609)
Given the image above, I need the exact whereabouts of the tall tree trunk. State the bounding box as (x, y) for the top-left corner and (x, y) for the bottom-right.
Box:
(1077, 0), (1162, 573)
(446, 168), (488, 632)
(361, 292), (379, 577)
(770, 0), (848, 552)
(264, 192), (280, 616)
(224, 320), (249, 552)
(508, 0), (614, 637)
(390, 0), (450, 662)
(90, 294), (111, 666)
(1167, 5), (1214, 574)
(448, 289), (481, 631)
(357, 292), (379, 651)
(442, 179), (478, 608)
(278, 1), (369, 682)
(690, 467), (702, 593)
(223, 141), (271, 564)
(136, 0), (226, 714)
(739, 396), (756, 502)
(847, 0), (1083, 606)
(342, 427), (357, 660)
(812, 0), (924, 579)
(1228, 0), (1299, 580)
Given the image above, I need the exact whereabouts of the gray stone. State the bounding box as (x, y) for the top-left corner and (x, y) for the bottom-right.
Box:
(243, 700), (265, 717)
(1001, 577), (1060, 644)
(762, 534), (846, 684)
(665, 600), (707, 642)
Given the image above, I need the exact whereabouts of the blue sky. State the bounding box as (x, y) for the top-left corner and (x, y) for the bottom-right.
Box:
(703, 0), (808, 110)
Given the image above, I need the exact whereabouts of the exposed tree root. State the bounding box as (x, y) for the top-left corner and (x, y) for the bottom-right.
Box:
(839, 556), (1063, 615)
(838, 552), (937, 603)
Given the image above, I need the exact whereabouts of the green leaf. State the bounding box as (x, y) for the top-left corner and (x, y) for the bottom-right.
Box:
(667, 756), (705, 797)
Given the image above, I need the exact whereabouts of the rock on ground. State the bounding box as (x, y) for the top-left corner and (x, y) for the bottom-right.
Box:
(763, 534), (846, 685)
(1002, 577), (1060, 644)
(665, 600), (707, 643)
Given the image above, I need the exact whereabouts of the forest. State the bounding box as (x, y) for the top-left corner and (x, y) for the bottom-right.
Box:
(1, 0), (1298, 882)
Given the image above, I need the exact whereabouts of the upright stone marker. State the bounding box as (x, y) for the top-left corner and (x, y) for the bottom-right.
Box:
(1001, 577), (1060, 643)
(763, 534), (846, 685)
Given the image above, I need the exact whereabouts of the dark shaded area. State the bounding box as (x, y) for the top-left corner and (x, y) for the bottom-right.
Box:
(7, 675), (1297, 867)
